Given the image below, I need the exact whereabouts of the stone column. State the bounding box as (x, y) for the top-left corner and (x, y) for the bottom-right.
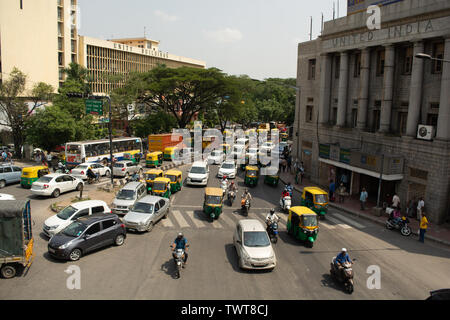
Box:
(436, 38), (450, 141)
(336, 51), (349, 127)
(406, 41), (424, 137)
(379, 45), (395, 133)
(357, 47), (371, 129)
(318, 53), (332, 124)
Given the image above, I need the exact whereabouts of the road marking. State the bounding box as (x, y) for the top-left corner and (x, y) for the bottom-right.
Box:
(186, 211), (206, 228)
(220, 213), (236, 228)
(325, 216), (352, 229)
(332, 213), (366, 229)
(279, 214), (288, 224)
(320, 222), (336, 229)
(161, 215), (174, 228)
(211, 220), (224, 229)
(172, 210), (190, 228)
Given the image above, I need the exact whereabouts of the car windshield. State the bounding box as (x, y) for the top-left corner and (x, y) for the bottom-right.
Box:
(166, 175), (177, 182)
(206, 195), (222, 204)
(243, 231), (270, 247)
(114, 163), (124, 168)
(153, 182), (166, 191)
(222, 163), (234, 169)
(132, 202), (154, 214)
(62, 221), (87, 237)
(146, 173), (158, 180)
(57, 206), (77, 220)
(247, 170), (257, 176)
(116, 189), (136, 200)
(75, 165), (89, 170)
(211, 151), (221, 156)
(190, 167), (206, 174)
(303, 215), (318, 227)
(315, 194), (328, 204)
(37, 176), (52, 183)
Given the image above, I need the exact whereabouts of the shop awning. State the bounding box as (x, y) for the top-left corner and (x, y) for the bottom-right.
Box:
(319, 158), (403, 181)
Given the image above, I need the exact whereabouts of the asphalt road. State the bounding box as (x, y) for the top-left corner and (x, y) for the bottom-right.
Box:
(1, 162), (449, 300)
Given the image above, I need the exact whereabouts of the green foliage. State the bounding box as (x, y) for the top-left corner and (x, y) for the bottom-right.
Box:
(130, 111), (178, 138)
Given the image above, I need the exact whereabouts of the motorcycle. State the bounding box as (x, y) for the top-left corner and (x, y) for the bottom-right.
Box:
(172, 247), (187, 279)
(87, 172), (100, 184)
(227, 190), (236, 206)
(279, 196), (292, 212)
(386, 216), (412, 236)
(126, 173), (140, 184)
(241, 198), (250, 217)
(267, 221), (279, 243)
(54, 163), (69, 174)
(330, 258), (356, 294)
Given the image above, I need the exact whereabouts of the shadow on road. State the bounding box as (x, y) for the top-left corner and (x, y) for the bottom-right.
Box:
(224, 243), (273, 275)
(320, 273), (343, 292)
(160, 259), (179, 280)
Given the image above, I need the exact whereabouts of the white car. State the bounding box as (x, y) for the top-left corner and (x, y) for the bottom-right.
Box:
(186, 161), (209, 186)
(233, 219), (277, 270)
(208, 150), (224, 165)
(70, 162), (111, 180)
(31, 173), (84, 198)
(43, 200), (111, 237)
(260, 142), (275, 153)
(0, 193), (16, 200)
(231, 145), (246, 161)
(217, 160), (237, 179)
(246, 148), (259, 165)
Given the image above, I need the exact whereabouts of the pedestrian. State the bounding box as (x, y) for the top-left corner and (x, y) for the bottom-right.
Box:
(340, 173), (348, 189)
(40, 152), (47, 166)
(299, 162), (305, 184)
(7, 151), (13, 163)
(419, 212), (429, 243)
(281, 158), (287, 173)
(329, 180), (336, 202)
(417, 197), (425, 221)
(338, 183), (346, 203)
(392, 193), (400, 209)
(1, 150), (7, 162)
(287, 155), (292, 173)
(360, 188), (368, 211)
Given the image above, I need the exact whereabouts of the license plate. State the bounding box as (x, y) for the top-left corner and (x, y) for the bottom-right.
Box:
(48, 248), (55, 253)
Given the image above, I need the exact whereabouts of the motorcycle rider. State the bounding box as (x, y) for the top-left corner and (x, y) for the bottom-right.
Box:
(86, 166), (98, 183)
(334, 248), (353, 276)
(281, 189), (290, 208)
(285, 182), (293, 197)
(265, 208), (279, 233)
(228, 180), (237, 199)
(221, 175), (229, 192)
(171, 232), (189, 266)
(241, 189), (252, 208)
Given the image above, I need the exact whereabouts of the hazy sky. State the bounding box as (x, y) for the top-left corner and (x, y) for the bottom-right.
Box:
(78, 0), (348, 80)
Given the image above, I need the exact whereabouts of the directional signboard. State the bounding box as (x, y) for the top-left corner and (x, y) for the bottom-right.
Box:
(85, 99), (103, 115)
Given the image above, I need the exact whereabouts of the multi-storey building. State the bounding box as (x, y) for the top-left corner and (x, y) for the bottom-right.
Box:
(293, 0), (450, 223)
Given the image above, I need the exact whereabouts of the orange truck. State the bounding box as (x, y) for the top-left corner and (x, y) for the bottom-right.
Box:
(148, 134), (184, 153)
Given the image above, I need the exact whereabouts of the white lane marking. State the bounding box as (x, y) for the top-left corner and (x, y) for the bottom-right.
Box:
(186, 211), (206, 228)
(172, 210), (190, 228)
(332, 213), (366, 229)
(326, 216), (352, 229)
(320, 222), (335, 229)
(220, 214), (236, 228)
(279, 214), (288, 224)
(211, 220), (224, 229)
(161, 215), (174, 228)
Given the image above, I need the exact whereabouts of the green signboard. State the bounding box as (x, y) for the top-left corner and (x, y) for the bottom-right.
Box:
(319, 144), (330, 159)
(340, 148), (351, 164)
(85, 99), (103, 115)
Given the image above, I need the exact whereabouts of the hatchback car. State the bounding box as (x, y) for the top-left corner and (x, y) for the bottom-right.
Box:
(0, 163), (22, 189)
(31, 173), (84, 198)
(112, 160), (142, 178)
(186, 161), (209, 186)
(47, 213), (126, 261)
(111, 182), (147, 215)
(233, 219), (276, 270)
(43, 200), (111, 237)
(217, 160), (237, 179)
(123, 195), (170, 232)
(70, 162), (111, 180)
(208, 150), (224, 165)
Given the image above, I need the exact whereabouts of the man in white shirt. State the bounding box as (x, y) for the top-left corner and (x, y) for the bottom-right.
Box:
(392, 194), (400, 209)
(417, 197), (425, 221)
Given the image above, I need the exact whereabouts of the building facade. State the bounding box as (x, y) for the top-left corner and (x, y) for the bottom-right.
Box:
(294, 0), (450, 223)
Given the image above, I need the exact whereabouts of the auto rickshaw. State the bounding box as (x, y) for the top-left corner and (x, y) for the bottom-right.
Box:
(20, 166), (50, 189)
(301, 187), (329, 219)
(244, 166), (259, 187)
(263, 167), (279, 187)
(144, 168), (164, 193)
(287, 206), (319, 248)
(151, 177), (172, 199)
(203, 187), (224, 221)
(280, 132), (289, 142)
(123, 150), (142, 164)
(164, 169), (183, 193)
(164, 147), (177, 161)
(221, 143), (231, 155)
(146, 151), (163, 168)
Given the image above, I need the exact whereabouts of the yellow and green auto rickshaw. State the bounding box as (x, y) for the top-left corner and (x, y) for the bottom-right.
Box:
(280, 132), (289, 142)
(287, 206), (319, 248)
(301, 187), (329, 219)
(263, 167), (279, 187)
(123, 150), (142, 164)
(151, 177), (172, 199)
(164, 147), (177, 161)
(203, 187), (224, 221)
(221, 143), (231, 155)
(145, 169), (164, 193)
(164, 169), (183, 193)
(244, 166), (259, 187)
(20, 166), (50, 189)
(146, 151), (163, 168)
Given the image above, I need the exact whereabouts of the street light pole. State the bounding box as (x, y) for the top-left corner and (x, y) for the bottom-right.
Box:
(105, 95), (114, 186)
(415, 53), (450, 63)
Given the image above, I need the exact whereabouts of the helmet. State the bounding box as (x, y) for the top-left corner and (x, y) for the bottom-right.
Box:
(245, 189), (249, 193)
(270, 208), (275, 215)
(177, 232), (183, 238)
(341, 248), (347, 253)
(231, 181), (234, 185)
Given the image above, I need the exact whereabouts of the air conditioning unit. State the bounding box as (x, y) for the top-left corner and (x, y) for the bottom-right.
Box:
(417, 125), (435, 141)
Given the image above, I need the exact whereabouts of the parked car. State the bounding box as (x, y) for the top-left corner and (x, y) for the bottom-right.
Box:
(70, 162), (111, 180)
(47, 213), (126, 261)
(112, 160), (142, 178)
(217, 160), (237, 179)
(208, 150), (224, 165)
(111, 182), (147, 215)
(186, 161), (209, 186)
(30, 173), (84, 198)
(123, 195), (170, 232)
(0, 193), (16, 200)
(0, 163), (22, 188)
(233, 219), (276, 270)
(43, 200), (111, 238)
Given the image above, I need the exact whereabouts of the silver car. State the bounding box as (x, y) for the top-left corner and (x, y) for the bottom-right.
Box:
(112, 160), (142, 178)
(111, 182), (147, 215)
(123, 195), (170, 232)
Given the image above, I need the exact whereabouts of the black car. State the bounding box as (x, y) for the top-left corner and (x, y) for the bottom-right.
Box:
(426, 289), (450, 300)
(48, 213), (126, 261)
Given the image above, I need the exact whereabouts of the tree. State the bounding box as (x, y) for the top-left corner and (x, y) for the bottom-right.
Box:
(28, 82), (54, 115)
(63, 62), (91, 95)
(130, 111), (178, 138)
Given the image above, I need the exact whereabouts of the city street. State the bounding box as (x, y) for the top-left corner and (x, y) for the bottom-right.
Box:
(0, 161), (449, 300)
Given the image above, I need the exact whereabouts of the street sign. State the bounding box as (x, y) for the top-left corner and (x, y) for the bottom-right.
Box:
(85, 99), (103, 115)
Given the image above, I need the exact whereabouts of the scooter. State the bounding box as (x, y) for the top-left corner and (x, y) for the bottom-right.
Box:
(267, 221), (279, 243)
(241, 198), (250, 217)
(172, 246), (187, 279)
(279, 196), (292, 212)
(330, 258), (356, 294)
(386, 216), (412, 236)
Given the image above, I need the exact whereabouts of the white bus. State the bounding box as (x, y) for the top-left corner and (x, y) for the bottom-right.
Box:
(65, 137), (142, 168)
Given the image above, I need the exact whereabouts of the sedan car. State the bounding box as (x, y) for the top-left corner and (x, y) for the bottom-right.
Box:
(208, 150), (224, 165)
(123, 195), (170, 232)
(31, 173), (84, 198)
(233, 219), (276, 270)
(217, 160), (237, 179)
(47, 213), (126, 261)
(70, 162), (111, 180)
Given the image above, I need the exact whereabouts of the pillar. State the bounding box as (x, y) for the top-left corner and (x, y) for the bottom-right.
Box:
(436, 38), (450, 141)
(379, 45), (395, 133)
(406, 41), (424, 137)
(357, 47), (371, 129)
(336, 51), (349, 127)
(318, 53), (332, 124)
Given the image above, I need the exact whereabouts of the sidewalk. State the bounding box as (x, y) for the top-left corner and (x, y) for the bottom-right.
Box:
(278, 169), (450, 247)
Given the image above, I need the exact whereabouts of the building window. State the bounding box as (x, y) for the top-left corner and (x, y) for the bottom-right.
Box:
(351, 109), (358, 128)
(398, 112), (408, 135)
(376, 50), (385, 76)
(432, 42), (444, 74)
(335, 55), (340, 79)
(427, 113), (438, 127)
(58, 52), (63, 66)
(372, 109), (381, 132)
(308, 59), (316, 80)
(402, 46), (413, 75)
(58, 38), (63, 51)
(354, 53), (361, 78)
(331, 107), (338, 125)
(20, 0), (23, 9)
(306, 106), (313, 123)
(58, 7), (63, 21)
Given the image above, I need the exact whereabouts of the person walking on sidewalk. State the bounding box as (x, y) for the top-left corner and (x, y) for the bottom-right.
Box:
(360, 188), (368, 211)
(417, 197), (425, 221)
(338, 183), (346, 203)
(329, 180), (336, 202)
(419, 212), (429, 243)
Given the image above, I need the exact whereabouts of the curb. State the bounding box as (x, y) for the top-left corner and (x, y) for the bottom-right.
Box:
(279, 176), (450, 247)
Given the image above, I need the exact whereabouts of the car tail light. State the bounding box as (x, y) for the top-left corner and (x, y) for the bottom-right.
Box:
(43, 184), (49, 189)
(121, 224), (125, 228)
(122, 168), (125, 171)
(70, 170), (72, 173)
(81, 171), (84, 175)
